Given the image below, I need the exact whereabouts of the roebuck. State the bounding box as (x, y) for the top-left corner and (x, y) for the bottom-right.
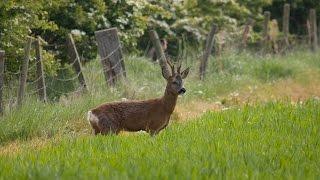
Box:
(87, 60), (190, 135)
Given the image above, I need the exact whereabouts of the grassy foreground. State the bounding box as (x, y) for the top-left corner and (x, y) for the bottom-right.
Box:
(0, 100), (319, 179)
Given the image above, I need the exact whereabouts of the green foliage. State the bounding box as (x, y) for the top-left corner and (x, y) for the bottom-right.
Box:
(1, 0), (320, 73)
(0, 1), (58, 73)
(0, 0), (272, 74)
(0, 100), (319, 179)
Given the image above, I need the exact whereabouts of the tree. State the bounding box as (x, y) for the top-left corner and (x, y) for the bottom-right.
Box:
(0, 1), (58, 74)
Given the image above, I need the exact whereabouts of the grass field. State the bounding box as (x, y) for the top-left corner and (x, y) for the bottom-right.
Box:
(0, 100), (319, 179)
(0, 49), (320, 179)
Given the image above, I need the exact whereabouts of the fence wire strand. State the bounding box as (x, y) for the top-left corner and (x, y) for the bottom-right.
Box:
(6, 70), (21, 75)
(100, 45), (121, 62)
(50, 70), (82, 82)
(46, 86), (83, 96)
(55, 57), (79, 71)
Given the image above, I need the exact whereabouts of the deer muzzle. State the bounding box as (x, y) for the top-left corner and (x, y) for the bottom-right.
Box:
(178, 88), (186, 95)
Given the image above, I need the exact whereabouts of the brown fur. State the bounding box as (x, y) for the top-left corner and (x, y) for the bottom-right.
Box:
(88, 61), (189, 136)
(89, 85), (177, 135)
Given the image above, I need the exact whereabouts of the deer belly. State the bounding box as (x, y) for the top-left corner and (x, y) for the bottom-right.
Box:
(122, 118), (148, 132)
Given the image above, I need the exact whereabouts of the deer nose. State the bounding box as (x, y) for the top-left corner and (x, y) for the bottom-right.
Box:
(178, 88), (186, 95)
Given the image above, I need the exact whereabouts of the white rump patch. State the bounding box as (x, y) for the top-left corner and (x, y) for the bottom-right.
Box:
(87, 111), (99, 125)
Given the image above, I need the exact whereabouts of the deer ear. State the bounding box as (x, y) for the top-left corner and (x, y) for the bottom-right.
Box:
(181, 67), (190, 79)
(162, 68), (170, 80)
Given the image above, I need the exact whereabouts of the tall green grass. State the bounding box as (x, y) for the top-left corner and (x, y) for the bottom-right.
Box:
(0, 49), (319, 145)
(0, 100), (319, 179)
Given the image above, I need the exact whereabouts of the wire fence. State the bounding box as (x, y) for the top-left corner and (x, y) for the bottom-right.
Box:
(0, 39), (129, 114)
(0, 12), (318, 115)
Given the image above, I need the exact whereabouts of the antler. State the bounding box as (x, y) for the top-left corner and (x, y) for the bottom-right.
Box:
(177, 59), (182, 74)
(167, 58), (175, 75)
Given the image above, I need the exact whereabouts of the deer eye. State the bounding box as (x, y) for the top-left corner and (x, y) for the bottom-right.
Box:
(172, 81), (178, 85)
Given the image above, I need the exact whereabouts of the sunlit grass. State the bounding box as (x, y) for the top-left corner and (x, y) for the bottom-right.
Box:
(0, 100), (319, 179)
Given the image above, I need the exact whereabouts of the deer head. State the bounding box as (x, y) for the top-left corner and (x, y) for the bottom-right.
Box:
(162, 59), (190, 95)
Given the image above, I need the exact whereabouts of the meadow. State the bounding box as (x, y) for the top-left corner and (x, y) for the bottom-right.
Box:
(0, 101), (319, 179)
(0, 49), (320, 179)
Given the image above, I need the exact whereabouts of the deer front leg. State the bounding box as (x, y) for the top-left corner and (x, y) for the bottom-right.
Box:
(148, 123), (169, 136)
(146, 126), (158, 136)
(149, 130), (159, 136)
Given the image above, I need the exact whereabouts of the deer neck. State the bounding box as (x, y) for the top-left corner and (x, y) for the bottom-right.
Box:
(162, 87), (178, 114)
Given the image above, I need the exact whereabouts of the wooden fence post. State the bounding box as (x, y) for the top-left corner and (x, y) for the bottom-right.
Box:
(95, 28), (126, 87)
(310, 9), (318, 51)
(307, 20), (312, 45)
(149, 30), (171, 76)
(35, 37), (47, 102)
(0, 50), (5, 115)
(242, 18), (255, 48)
(67, 34), (87, 91)
(283, 4), (290, 47)
(17, 37), (32, 107)
(263, 11), (271, 46)
(200, 23), (218, 80)
(318, 22), (320, 45)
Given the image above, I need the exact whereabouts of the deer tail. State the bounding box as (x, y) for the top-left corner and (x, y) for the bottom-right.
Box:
(87, 111), (99, 125)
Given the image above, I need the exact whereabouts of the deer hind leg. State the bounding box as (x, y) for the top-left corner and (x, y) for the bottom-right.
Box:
(91, 122), (101, 135)
(98, 116), (120, 135)
(101, 127), (120, 135)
